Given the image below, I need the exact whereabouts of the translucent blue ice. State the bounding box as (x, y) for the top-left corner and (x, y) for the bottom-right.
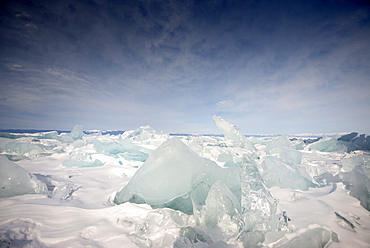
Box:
(0, 155), (47, 197)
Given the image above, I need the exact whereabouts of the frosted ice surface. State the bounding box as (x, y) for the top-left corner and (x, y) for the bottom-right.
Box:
(114, 137), (240, 214)
(0, 155), (47, 197)
(261, 156), (313, 191)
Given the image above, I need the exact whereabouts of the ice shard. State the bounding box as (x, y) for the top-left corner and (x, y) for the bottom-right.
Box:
(261, 156), (313, 191)
(213, 115), (254, 150)
(0, 155), (47, 197)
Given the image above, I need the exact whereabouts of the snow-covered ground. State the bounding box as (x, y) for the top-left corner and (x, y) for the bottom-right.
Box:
(0, 119), (369, 248)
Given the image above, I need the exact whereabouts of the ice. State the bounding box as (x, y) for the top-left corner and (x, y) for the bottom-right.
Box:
(337, 161), (370, 211)
(265, 135), (290, 152)
(0, 155), (47, 197)
(51, 182), (81, 200)
(261, 156), (314, 191)
(4, 141), (44, 156)
(338, 132), (358, 142)
(39, 125), (85, 143)
(341, 154), (370, 172)
(114, 137), (208, 208)
(62, 153), (104, 167)
(337, 132), (370, 151)
(212, 115), (254, 150)
(309, 138), (356, 153)
(0, 137), (11, 151)
(93, 139), (150, 162)
(114, 137), (241, 215)
(240, 155), (282, 231)
(274, 227), (337, 248)
(1, 122), (370, 247)
(122, 125), (169, 146)
(193, 180), (241, 241)
(240, 230), (265, 248)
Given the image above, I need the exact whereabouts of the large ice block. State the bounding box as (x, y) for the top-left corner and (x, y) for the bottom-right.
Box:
(261, 156), (313, 191)
(114, 138), (241, 214)
(0, 155), (47, 197)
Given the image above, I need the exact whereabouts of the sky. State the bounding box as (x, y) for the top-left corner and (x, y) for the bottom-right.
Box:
(0, 0), (370, 135)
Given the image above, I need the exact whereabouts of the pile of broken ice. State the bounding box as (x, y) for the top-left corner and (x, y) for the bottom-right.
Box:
(0, 116), (369, 247)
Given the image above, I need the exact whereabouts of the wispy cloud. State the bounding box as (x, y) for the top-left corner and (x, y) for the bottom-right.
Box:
(0, 0), (369, 133)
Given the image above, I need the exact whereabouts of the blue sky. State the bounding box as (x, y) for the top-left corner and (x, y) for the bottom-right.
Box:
(1, 0), (369, 134)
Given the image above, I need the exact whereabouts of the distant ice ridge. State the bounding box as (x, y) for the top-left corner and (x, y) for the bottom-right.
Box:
(0, 155), (47, 197)
(309, 132), (370, 153)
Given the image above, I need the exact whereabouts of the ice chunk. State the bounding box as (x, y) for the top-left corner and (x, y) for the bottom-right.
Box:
(51, 182), (81, 200)
(69, 125), (84, 140)
(265, 136), (290, 152)
(73, 139), (86, 148)
(213, 115), (254, 150)
(275, 227), (335, 248)
(0, 155), (47, 197)
(194, 181), (241, 241)
(62, 153), (104, 168)
(338, 132), (358, 142)
(125, 125), (156, 141)
(337, 164), (370, 211)
(114, 137), (241, 215)
(0, 137), (11, 151)
(93, 139), (150, 162)
(269, 147), (302, 166)
(241, 230), (265, 248)
(4, 141), (44, 156)
(309, 138), (356, 153)
(213, 115), (245, 144)
(240, 155), (282, 231)
(341, 154), (370, 172)
(122, 125), (169, 146)
(261, 156), (314, 191)
(114, 138), (208, 207)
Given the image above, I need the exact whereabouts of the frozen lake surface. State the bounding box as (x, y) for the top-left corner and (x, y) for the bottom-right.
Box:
(0, 117), (369, 248)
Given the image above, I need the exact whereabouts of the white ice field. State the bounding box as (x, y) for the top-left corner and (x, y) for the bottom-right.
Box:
(0, 116), (369, 248)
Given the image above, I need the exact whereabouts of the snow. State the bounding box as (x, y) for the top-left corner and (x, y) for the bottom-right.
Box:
(0, 120), (369, 247)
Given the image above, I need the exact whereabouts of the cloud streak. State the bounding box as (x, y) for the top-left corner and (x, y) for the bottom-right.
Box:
(0, 0), (369, 134)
